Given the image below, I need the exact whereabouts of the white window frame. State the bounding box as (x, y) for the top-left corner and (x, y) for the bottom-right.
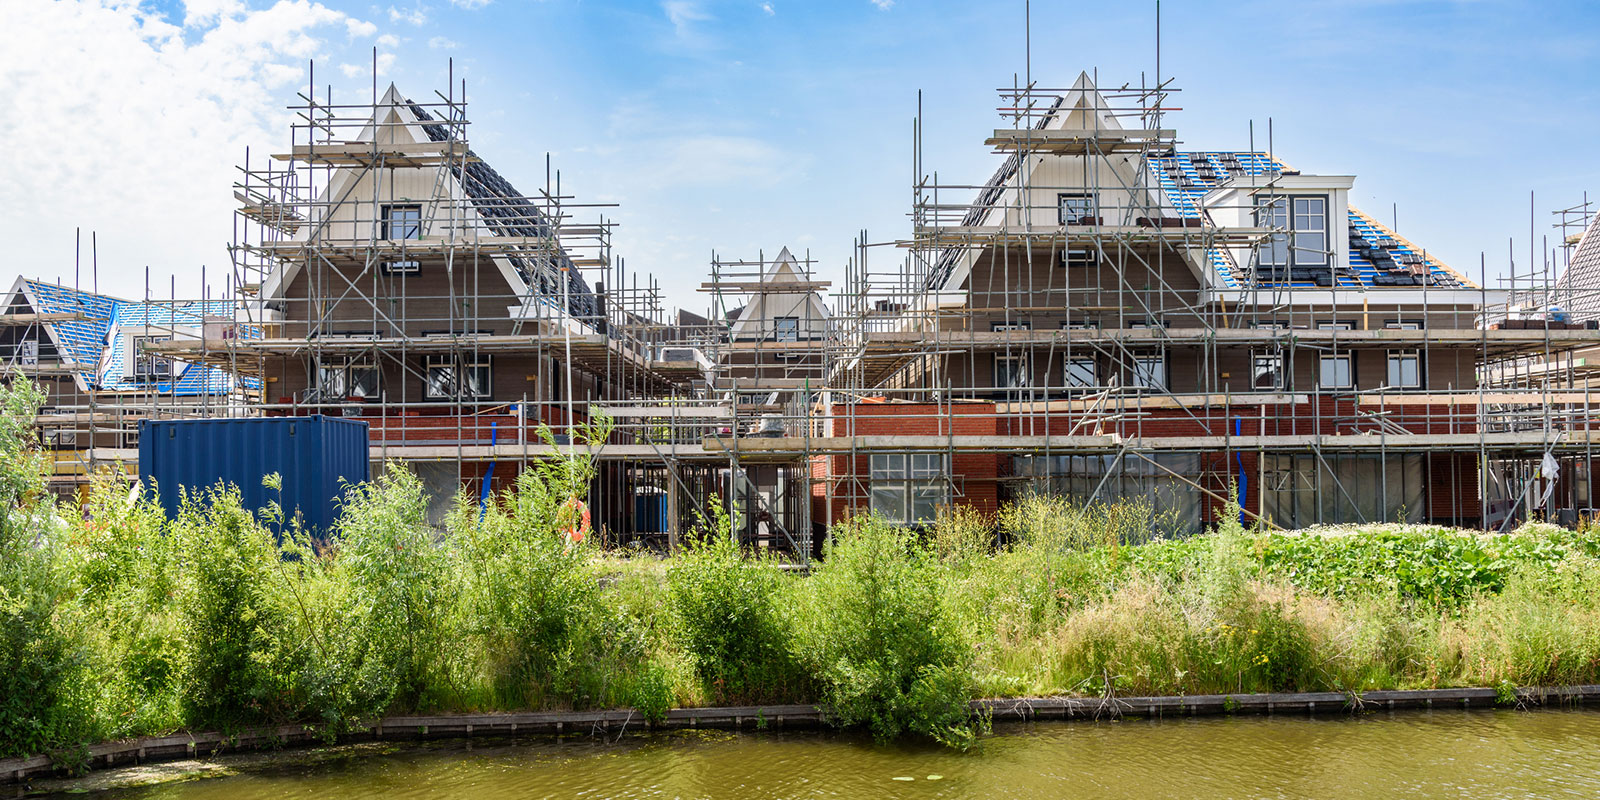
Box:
(994, 353), (1028, 390)
(1064, 358), (1098, 391)
(1319, 354), (1354, 390)
(1387, 350), (1422, 389)
(423, 354), (491, 400)
(1255, 194), (1329, 269)
(382, 259), (421, 275)
(1252, 352), (1285, 390)
(870, 453), (947, 525)
(1130, 353), (1167, 390)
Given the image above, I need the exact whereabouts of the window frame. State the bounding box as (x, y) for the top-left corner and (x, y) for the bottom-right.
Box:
(1129, 352), (1168, 391)
(1252, 351), (1285, 390)
(131, 335), (173, 381)
(1058, 191), (1099, 225)
(1255, 194), (1330, 270)
(772, 316), (800, 342)
(869, 453), (948, 526)
(994, 353), (1028, 391)
(381, 204), (423, 240)
(1319, 353), (1354, 390)
(1064, 357), (1098, 392)
(382, 259), (421, 275)
(423, 354), (492, 400)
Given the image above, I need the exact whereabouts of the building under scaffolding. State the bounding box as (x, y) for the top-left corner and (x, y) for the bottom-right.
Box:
(8, 67), (1600, 556)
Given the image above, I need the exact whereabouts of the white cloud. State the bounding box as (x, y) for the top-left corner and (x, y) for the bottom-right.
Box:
(428, 35), (458, 49)
(663, 0), (710, 37)
(761, 2), (774, 15)
(387, 5), (426, 25)
(0, 0), (361, 298)
(183, 0), (245, 27)
(869, 0), (892, 8)
(376, 33), (399, 47)
(344, 17), (376, 37)
(449, 0), (492, 8)
(339, 51), (396, 78)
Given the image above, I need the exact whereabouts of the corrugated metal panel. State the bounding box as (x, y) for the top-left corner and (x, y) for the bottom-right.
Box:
(139, 416), (370, 535)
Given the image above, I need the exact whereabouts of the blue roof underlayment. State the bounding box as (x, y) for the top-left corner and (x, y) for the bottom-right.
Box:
(1146, 152), (1468, 290)
(21, 280), (259, 395)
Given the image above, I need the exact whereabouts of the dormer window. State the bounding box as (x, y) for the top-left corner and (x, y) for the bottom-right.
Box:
(382, 204), (423, 240)
(773, 317), (799, 342)
(132, 336), (172, 381)
(1256, 195), (1328, 268)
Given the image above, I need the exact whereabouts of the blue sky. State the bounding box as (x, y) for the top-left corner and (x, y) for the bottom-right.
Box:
(3, 0), (1598, 311)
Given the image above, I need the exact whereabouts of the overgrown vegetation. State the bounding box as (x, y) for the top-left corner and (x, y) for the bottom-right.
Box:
(5, 376), (1600, 759)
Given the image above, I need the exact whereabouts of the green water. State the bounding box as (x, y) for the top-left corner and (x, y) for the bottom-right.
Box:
(38, 710), (1600, 799)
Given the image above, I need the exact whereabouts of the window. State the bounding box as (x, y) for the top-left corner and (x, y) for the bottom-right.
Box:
(1064, 358), (1098, 391)
(1318, 321), (1355, 331)
(1319, 354), (1353, 389)
(1058, 192), (1099, 225)
(318, 360), (381, 399)
(994, 354), (1027, 390)
(1129, 319), (1170, 329)
(992, 321), (1031, 332)
(424, 354), (491, 399)
(1062, 247), (1099, 268)
(870, 453), (947, 526)
(773, 317), (799, 342)
(382, 259), (421, 275)
(1253, 352), (1284, 390)
(1256, 195), (1328, 268)
(1062, 320), (1100, 330)
(381, 204), (423, 240)
(132, 336), (172, 380)
(1130, 353), (1167, 390)
(1388, 351), (1422, 389)
(1385, 320), (1423, 331)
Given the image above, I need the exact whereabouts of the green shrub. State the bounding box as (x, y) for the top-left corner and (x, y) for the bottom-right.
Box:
(667, 498), (806, 704)
(170, 485), (297, 728)
(335, 465), (454, 714)
(793, 515), (979, 746)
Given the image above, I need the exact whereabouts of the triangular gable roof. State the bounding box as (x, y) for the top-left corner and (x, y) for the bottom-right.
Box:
(1557, 212), (1600, 322)
(4, 278), (120, 392)
(927, 73), (1137, 293)
(260, 86), (601, 329)
(730, 247), (830, 336)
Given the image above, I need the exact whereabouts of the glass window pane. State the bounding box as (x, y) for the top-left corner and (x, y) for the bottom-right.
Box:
(426, 365), (456, 398)
(871, 453), (904, 480)
(910, 454), (941, 478)
(911, 482), (946, 523)
(317, 365), (347, 396)
(1132, 355), (1166, 390)
(1065, 359), (1097, 388)
(349, 367), (379, 398)
(871, 486), (908, 524)
(1320, 355), (1352, 388)
(1253, 354), (1282, 390)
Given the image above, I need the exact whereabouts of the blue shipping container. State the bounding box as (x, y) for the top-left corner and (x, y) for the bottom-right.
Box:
(139, 416), (370, 535)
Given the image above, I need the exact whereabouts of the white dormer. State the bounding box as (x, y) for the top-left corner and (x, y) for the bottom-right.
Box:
(1204, 173), (1355, 283)
(117, 324), (196, 381)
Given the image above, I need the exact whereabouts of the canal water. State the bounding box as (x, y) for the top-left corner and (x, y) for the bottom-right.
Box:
(39, 709), (1600, 798)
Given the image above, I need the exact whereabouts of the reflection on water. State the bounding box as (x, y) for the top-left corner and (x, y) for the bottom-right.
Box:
(44, 709), (1600, 799)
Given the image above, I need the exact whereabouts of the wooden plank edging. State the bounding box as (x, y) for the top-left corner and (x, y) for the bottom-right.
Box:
(6, 686), (1600, 784)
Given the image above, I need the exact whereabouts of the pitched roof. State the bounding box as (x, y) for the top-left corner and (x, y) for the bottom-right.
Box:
(97, 300), (260, 395)
(7, 280), (253, 396)
(1556, 212), (1600, 322)
(1149, 152), (1473, 289)
(405, 100), (600, 323)
(17, 279), (118, 372)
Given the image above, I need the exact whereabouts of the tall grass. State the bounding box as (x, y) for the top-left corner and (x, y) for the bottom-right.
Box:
(5, 374), (1600, 757)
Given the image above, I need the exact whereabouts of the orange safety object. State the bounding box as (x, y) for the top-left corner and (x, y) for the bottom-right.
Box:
(562, 496), (591, 544)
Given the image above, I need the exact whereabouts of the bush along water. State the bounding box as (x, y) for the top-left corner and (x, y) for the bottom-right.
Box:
(6, 375), (1600, 757)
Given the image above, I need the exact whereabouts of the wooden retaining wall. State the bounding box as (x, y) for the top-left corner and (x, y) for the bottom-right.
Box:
(6, 685), (1599, 785)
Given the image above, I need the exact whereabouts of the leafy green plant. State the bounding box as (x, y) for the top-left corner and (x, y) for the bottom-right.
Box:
(793, 514), (979, 747)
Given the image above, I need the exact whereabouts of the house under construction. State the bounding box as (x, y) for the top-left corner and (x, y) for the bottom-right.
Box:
(11, 68), (1600, 556)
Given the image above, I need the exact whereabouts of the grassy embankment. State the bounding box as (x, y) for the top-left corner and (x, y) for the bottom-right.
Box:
(5, 377), (1600, 757)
